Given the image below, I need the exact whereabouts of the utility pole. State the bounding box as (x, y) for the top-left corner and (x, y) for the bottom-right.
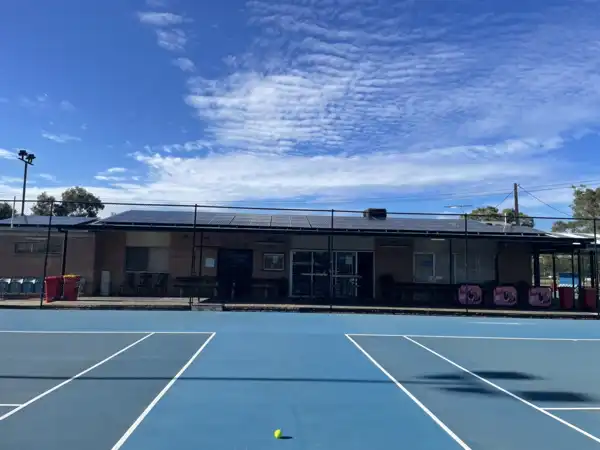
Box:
(513, 183), (520, 226)
(17, 149), (36, 216)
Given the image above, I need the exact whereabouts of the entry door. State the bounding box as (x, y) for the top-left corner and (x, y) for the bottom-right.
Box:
(334, 251), (357, 298)
(217, 249), (253, 299)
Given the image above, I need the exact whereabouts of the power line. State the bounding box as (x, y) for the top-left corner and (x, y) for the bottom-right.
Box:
(518, 185), (571, 217)
(494, 191), (514, 210)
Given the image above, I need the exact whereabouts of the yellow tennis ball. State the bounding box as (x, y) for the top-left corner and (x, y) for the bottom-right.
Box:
(274, 429), (282, 439)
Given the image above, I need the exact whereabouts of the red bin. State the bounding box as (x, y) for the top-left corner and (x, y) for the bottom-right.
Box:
(584, 288), (597, 311)
(62, 275), (80, 301)
(44, 276), (62, 302)
(558, 287), (574, 310)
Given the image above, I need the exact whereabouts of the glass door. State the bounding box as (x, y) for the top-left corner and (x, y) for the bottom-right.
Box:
(291, 251), (312, 296)
(334, 251), (358, 298)
(312, 251), (330, 298)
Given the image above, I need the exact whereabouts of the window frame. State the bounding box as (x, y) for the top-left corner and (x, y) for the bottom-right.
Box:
(413, 251), (435, 283)
(14, 239), (61, 255)
(263, 252), (285, 272)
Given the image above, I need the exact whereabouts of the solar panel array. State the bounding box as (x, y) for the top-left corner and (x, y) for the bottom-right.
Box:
(0, 216), (97, 226)
(97, 209), (545, 236)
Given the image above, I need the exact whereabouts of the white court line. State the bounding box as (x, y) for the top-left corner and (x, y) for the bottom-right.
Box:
(349, 333), (600, 341)
(345, 334), (471, 450)
(111, 332), (216, 450)
(403, 336), (600, 444)
(0, 333), (154, 421)
(470, 322), (526, 326)
(0, 330), (213, 334)
(0, 404), (21, 407)
(543, 407), (600, 411)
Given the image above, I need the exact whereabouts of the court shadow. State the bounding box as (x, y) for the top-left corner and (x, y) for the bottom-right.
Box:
(441, 386), (501, 395)
(516, 391), (596, 403)
(279, 436), (293, 440)
(420, 371), (540, 381)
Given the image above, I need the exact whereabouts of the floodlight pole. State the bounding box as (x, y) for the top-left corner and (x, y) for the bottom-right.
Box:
(17, 149), (36, 216)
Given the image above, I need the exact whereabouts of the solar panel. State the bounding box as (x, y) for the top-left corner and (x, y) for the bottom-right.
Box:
(208, 214), (235, 225)
(307, 216), (332, 228)
(94, 208), (549, 237)
(271, 216), (293, 227)
(0, 216), (96, 226)
(102, 210), (195, 225)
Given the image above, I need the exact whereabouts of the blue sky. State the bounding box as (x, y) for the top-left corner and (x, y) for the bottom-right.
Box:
(1, 0), (600, 221)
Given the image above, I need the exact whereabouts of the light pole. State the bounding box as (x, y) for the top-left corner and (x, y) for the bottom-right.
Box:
(17, 149), (35, 216)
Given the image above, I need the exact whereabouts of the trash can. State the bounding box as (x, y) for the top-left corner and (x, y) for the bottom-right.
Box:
(44, 276), (62, 302)
(62, 275), (81, 301)
(583, 288), (597, 311)
(558, 287), (574, 310)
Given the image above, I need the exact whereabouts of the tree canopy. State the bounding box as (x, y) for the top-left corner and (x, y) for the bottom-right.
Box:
(31, 187), (105, 217)
(467, 206), (535, 228)
(551, 185), (600, 233)
(0, 202), (15, 220)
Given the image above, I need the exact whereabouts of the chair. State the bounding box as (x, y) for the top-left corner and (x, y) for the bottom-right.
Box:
(153, 273), (169, 297)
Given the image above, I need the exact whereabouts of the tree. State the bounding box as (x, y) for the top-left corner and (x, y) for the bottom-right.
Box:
(59, 187), (105, 217)
(31, 192), (56, 216)
(31, 187), (105, 217)
(0, 202), (15, 220)
(468, 206), (535, 228)
(551, 185), (600, 233)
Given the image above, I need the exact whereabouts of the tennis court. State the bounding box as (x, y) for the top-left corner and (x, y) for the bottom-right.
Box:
(2, 310), (600, 449)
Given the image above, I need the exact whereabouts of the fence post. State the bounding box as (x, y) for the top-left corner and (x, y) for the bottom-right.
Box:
(189, 204), (198, 310)
(39, 200), (54, 308)
(594, 218), (599, 317)
(329, 209), (334, 311)
(463, 213), (469, 314)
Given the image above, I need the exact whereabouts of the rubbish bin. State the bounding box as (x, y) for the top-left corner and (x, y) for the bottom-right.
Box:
(583, 288), (597, 311)
(44, 276), (62, 302)
(62, 275), (81, 301)
(558, 287), (574, 310)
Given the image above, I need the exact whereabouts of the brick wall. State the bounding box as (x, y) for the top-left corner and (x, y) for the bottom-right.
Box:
(0, 230), (96, 294)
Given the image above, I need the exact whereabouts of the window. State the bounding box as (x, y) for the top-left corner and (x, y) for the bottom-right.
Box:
(125, 247), (149, 271)
(413, 252), (435, 282)
(14, 239), (61, 255)
(263, 253), (284, 271)
(125, 246), (169, 272)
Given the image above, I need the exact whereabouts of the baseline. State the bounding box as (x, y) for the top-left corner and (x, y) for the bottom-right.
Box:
(349, 333), (600, 341)
(0, 330), (214, 334)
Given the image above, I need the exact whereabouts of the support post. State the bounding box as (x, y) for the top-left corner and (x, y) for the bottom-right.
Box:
(40, 201), (54, 308)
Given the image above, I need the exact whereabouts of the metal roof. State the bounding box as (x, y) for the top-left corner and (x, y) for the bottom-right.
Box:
(0, 215), (97, 227)
(93, 209), (556, 237)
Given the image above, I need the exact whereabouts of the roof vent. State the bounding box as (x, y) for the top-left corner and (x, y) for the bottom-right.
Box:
(363, 208), (387, 219)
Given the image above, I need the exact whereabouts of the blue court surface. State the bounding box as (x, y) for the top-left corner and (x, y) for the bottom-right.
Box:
(3, 311), (600, 449)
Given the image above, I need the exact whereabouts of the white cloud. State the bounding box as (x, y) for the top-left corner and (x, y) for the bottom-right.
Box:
(0, 176), (21, 184)
(0, 148), (13, 159)
(155, 29), (187, 52)
(107, 167), (127, 173)
(137, 11), (185, 27)
(173, 57), (195, 72)
(95, 175), (127, 182)
(151, 139), (212, 153)
(59, 100), (75, 111)
(179, 1), (600, 157)
(41, 132), (81, 144)
(146, 0), (169, 7)
(38, 173), (57, 182)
